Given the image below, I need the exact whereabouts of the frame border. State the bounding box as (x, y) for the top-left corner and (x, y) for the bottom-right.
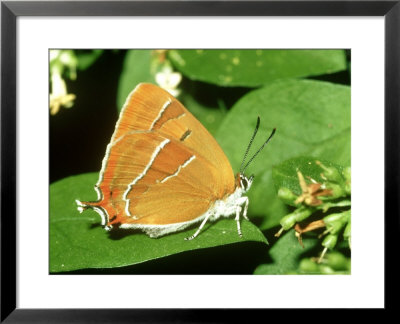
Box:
(1, 0), (398, 322)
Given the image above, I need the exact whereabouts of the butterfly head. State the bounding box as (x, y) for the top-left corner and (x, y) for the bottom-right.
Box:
(237, 173), (254, 193)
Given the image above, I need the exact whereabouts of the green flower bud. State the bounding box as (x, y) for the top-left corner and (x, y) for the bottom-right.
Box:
(326, 251), (351, 271)
(279, 207), (313, 230)
(344, 183), (351, 195)
(322, 233), (338, 250)
(328, 183), (346, 198)
(316, 161), (343, 183)
(343, 219), (351, 247)
(342, 166), (351, 182)
(280, 214), (297, 230)
(277, 187), (297, 204)
(323, 210), (350, 234)
(319, 199), (351, 213)
(293, 207), (314, 222)
(323, 210), (347, 224)
(299, 258), (319, 273)
(319, 265), (336, 274)
(342, 167), (351, 195)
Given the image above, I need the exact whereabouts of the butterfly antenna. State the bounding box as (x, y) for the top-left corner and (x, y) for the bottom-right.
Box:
(240, 117), (261, 174)
(241, 127), (276, 174)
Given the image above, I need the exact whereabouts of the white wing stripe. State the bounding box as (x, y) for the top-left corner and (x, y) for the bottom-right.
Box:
(123, 139), (170, 216)
(160, 155), (196, 183)
(150, 99), (171, 130)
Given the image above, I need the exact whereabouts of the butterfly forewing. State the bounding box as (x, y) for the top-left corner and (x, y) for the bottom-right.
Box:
(120, 84), (233, 172)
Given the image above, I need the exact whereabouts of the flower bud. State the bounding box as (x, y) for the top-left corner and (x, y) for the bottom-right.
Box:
(293, 207), (314, 222)
(322, 233), (338, 250)
(327, 183), (346, 199)
(342, 166), (351, 194)
(323, 210), (350, 234)
(343, 219), (351, 247)
(279, 207), (313, 230)
(342, 166), (351, 182)
(316, 160), (343, 183)
(299, 259), (319, 273)
(277, 187), (297, 204)
(279, 214), (297, 230)
(326, 251), (351, 271)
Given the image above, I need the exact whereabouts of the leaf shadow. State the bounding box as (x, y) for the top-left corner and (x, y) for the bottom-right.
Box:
(104, 221), (216, 241)
(89, 223), (102, 229)
(52, 240), (270, 274)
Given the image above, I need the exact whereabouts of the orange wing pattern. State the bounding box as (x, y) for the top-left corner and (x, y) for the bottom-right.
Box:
(78, 83), (236, 228)
(111, 83), (233, 175)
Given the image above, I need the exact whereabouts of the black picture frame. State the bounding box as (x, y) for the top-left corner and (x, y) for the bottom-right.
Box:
(1, 0), (398, 321)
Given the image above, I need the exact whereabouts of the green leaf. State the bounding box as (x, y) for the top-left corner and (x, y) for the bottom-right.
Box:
(254, 229), (319, 274)
(178, 91), (226, 136)
(169, 49), (347, 87)
(215, 79), (350, 230)
(272, 156), (344, 197)
(306, 128), (351, 166)
(50, 173), (268, 273)
(116, 50), (156, 110)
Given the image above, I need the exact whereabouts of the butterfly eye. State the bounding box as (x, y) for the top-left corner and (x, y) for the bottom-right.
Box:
(238, 175), (247, 191)
(241, 178), (247, 189)
(239, 174), (254, 192)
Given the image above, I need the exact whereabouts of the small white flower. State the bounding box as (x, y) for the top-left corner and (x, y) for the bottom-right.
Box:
(49, 50), (61, 62)
(155, 66), (182, 97)
(49, 70), (76, 115)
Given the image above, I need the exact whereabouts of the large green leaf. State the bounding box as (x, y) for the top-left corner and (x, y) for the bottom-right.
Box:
(306, 128), (351, 166)
(215, 79), (350, 230)
(178, 91), (226, 136)
(169, 49), (347, 87)
(50, 173), (268, 273)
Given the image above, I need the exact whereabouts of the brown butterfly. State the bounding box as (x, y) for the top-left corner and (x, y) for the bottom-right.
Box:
(76, 83), (275, 239)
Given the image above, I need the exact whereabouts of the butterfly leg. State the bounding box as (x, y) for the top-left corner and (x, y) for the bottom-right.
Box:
(235, 205), (243, 237)
(184, 212), (213, 241)
(242, 197), (249, 221)
(235, 197), (249, 237)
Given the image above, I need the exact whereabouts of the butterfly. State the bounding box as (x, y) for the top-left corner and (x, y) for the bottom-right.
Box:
(76, 83), (275, 240)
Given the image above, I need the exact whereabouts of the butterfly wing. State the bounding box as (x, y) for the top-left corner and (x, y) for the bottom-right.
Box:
(77, 83), (236, 234)
(112, 83), (233, 176)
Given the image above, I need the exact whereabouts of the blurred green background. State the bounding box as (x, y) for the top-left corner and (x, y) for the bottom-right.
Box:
(50, 49), (351, 274)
